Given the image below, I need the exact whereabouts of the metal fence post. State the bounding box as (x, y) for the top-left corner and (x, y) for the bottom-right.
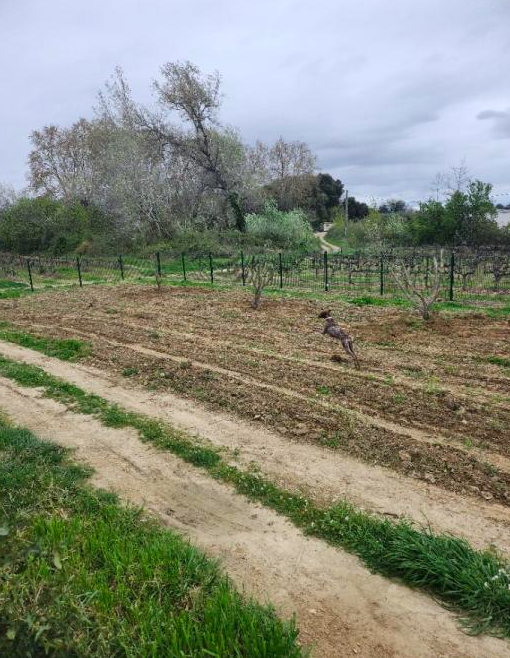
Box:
(379, 253), (384, 295)
(156, 252), (162, 277)
(449, 251), (455, 301)
(76, 256), (83, 288)
(118, 255), (124, 280)
(181, 253), (187, 281)
(26, 259), (34, 292)
(324, 251), (329, 292)
(240, 251), (246, 286)
(279, 252), (283, 288)
(209, 253), (214, 284)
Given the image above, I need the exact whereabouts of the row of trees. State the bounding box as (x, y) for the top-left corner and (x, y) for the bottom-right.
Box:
(0, 62), (358, 254)
(20, 63), (348, 251)
(0, 61), (508, 255)
(331, 173), (509, 249)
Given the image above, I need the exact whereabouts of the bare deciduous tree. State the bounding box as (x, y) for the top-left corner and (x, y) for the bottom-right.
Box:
(490, 252), (510, 290)
(448, 161), (470, 194)
(248, 137), (316, 210)
(245, 256), (276, 309)
(429, 161), (470, 200)
(390, 250), (444, 320)
(29, 119), (97, 200)
(455, 246), (483, 291)
(149, 61), (251, 231)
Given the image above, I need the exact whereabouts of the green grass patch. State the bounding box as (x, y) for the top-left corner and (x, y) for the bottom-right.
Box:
(122, 367), (139, 377)
(0, 279), (29, 299)
(1, 267), (508, 317)
(0, 323), (91, 361)
(477, 355), (510, 369)
(437, 300), (510, 318)
(1, 356), (510, 637)
(0, 289), (24, 299)
(347, 295), (409, 308)
(0, 278), (28, 289)
(483, 304), (510, 319)
(0, 417), (303, 657)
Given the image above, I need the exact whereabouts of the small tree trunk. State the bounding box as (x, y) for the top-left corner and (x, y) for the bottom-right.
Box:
(252, 292), (261, 309)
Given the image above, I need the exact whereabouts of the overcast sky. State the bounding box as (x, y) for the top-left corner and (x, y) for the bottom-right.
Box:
(1, 0), (509, 204)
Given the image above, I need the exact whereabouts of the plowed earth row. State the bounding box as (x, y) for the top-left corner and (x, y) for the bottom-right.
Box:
(2, 285), (508, 505)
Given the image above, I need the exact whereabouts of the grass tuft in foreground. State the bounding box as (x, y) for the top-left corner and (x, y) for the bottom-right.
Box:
(0, 417), (304, 657)
(0, 322), (91, 361)
(0, 355), (509, 638)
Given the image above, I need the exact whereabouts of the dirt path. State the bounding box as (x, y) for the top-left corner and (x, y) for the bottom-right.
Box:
(315, 231), (340, 253)
(1, 376), (509, 658)
(1, 339), (509, 557)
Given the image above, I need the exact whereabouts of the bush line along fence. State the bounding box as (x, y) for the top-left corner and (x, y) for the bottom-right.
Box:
(1, 248), (509, 302)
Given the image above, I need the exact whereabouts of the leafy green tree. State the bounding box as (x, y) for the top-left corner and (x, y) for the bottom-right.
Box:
(311, 174), (344, 223)
(245, 200), (317, 251)
(347, 197), (369, 221)
(411, 180), (499, 245)
(379, 199), (407, 214)
(410, 200), (452, 244)
(0, 197), (106, 254)
(449, 180), (498, 244)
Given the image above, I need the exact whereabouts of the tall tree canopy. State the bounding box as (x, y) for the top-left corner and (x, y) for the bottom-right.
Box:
(26, 62), (321, 244)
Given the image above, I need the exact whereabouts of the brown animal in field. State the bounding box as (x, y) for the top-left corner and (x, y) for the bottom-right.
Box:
(319, 310), (360, 369)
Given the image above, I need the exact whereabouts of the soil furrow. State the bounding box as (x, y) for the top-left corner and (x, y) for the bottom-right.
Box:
(12, 311), (509, 452)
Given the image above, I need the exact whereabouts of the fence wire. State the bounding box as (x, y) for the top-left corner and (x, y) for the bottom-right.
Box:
(1, 248), (509, 303)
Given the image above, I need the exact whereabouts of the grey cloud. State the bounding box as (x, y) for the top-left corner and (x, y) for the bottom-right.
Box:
(477, 109), (510, 138)
(478, 110), (507, 120)
(1, 0), (510, 203)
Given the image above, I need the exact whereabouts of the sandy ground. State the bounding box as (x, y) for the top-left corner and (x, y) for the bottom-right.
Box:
(0, 343), (509, 658)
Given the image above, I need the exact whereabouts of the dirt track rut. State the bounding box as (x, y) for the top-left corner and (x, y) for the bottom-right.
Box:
(1, 375), (509, 658)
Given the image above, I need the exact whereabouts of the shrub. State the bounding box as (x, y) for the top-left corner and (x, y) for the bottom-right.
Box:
(245, 256), (277, 309)
(245, 200), (318, 252)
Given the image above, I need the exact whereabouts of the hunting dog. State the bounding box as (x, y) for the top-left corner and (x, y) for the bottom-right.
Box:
(319, 310), (360, 369)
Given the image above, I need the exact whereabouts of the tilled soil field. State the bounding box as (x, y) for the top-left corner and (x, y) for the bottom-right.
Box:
(2, 284), (509, 505)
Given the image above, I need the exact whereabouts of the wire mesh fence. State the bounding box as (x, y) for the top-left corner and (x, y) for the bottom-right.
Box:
(1, 247), (509, 303)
